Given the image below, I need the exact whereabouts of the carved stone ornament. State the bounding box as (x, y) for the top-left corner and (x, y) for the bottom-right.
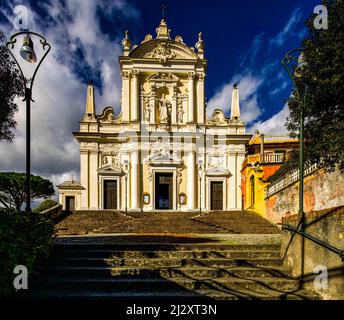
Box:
(206, 109), (229, 126)
(208, 155), (225, 169)
(177, 167), (183, 184)
(142, 34), (153, 43)
(147, 168), (153, 182)
(150, 138), (171, 159)
(147, 41), (176, 63)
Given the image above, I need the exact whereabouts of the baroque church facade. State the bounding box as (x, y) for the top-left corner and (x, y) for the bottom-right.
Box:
(58, 20), (251, 212)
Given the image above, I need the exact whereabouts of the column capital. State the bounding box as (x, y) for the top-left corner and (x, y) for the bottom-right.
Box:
(188, 72), (195, 80)
(121, 70), (132, 79)
(132, 69), (139, 77)
(197, 72), (205, 81)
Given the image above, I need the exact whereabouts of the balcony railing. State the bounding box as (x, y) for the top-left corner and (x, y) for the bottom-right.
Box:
(266, 163), (319, 198)
(263, 134), (298, 142)
(260, 153), (284, 163)
(246, 153), (285, 164)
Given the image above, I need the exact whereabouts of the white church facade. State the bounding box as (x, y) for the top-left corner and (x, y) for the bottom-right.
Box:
(58, 19), (251, 212)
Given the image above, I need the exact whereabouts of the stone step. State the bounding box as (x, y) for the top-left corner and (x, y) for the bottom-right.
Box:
(23, 287), (318, 301)
(54, 249), (281, 259)
(46, 257), (284, 268)
(54, 243), (281, 252)
(37, 266), (290, 279)
(31, 277), (300, 293)
(107, 266), (292, 279)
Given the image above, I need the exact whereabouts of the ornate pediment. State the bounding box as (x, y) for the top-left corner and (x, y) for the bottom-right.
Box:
(206, 167), (231, 177)
(147, 72), (180, 83)
(130, 40), (198, 61)
(97, 164), (123, 175)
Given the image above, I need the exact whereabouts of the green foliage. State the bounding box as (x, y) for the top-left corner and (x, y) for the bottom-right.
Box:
(0, 172), (55, 210)
(0, 30), (24, 142)
(33, 199), (58, 213)
(0, 209), (55, 297)
(286, 0), (344, 171)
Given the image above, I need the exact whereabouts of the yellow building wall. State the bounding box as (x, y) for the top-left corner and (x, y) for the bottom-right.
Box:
(244, 167), (268, 217)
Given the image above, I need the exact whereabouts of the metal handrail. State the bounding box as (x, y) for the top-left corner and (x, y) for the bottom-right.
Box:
(282, 223), (344, 261)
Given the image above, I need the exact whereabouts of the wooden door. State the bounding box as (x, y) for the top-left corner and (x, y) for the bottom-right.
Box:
(104, 180), (117, 209)
(66, 196), (75, 211)
(211, 181), (223, 210)
(155, 173), (173, 210)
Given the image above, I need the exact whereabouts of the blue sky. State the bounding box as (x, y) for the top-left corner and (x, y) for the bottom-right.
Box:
(0, 0), (320, 185)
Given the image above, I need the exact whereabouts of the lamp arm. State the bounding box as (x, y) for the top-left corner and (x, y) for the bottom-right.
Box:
(6, 37), (26, 93)
(29, 36), (51, 93)
(6, 31), (51, 98)
(282, 48), (303, 102)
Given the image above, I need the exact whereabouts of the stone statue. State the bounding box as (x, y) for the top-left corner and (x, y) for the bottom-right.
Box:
(177, 103), (184, 124)
(112, 155), (118, 166)
(144, 101), (150, 122)
(107, 112), (114, 122)
(159, 93), (171, 124)
(102, 155), (108, 166)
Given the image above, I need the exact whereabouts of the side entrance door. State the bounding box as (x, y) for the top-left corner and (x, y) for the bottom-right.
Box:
(104, 180), (118, 209)
(211, 181), (223, 210)
(66, 196), (75, 211)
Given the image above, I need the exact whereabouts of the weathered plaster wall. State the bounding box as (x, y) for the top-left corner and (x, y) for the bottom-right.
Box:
(281, 207), (344, 300)
(265, 168), (344, 225)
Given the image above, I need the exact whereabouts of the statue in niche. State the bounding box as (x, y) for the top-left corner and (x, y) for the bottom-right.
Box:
(102, 155), (108, 166)
(112, 155), (118, 167)
(158, 93), (171, 124)
(177, 102), (184, 124)
(144, 100), (150, 122)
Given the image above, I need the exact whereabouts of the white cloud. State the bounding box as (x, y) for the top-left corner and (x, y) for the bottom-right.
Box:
(270, 81), (288, 95)
(269, 7), (302, 47)
(0, 0), (139, 185)
(239, 32), (264, 69)
(249, 104), (290, 134)
(207, 73), (263, 123)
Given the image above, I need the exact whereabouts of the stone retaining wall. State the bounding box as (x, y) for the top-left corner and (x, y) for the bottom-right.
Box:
(265, 168), (344, 225)
(281, 207), (344, 300)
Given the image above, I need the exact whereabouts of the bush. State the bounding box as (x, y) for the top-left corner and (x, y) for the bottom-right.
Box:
(33, 199), (58, 213)
(0, 209), (55, 297)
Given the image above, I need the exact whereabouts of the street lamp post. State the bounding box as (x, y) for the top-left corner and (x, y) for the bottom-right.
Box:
(197, 160), (205, 215)
(6, 32), (51, 213)
(282, 49), (308, 230)
(122, 160), (131, 215)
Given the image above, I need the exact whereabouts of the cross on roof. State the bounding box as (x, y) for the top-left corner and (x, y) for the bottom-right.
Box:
(160, 4), (167, 19)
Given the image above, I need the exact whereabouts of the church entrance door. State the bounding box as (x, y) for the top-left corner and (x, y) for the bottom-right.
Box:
(104, 180), (118, 209)
(155, 173), (173, 210)
(211, 181), (223, 210)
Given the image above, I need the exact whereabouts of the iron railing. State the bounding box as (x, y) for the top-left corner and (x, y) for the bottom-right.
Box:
(282, 223), (344, 262)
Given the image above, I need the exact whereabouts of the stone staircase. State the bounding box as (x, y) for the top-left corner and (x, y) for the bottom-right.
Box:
(56, 210), (281, 235)
(24, 235), (320, 300)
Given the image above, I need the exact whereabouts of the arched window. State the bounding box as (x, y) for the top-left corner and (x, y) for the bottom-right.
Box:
(250, 175), (255, 207)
